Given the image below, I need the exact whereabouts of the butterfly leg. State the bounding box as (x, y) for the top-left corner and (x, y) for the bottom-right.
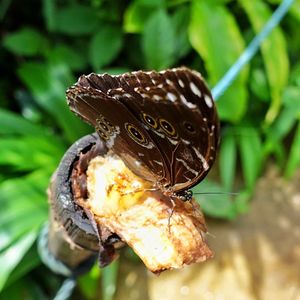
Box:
(121, 187), (157, 196)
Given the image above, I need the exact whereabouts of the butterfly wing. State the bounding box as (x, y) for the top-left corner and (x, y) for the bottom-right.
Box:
(67, 67), (219, 192)
(66, 75), (170, 185)
(105, 67), (219, 192)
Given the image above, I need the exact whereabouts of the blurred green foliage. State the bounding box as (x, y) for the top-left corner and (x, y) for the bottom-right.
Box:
(0, 0), (300, 298)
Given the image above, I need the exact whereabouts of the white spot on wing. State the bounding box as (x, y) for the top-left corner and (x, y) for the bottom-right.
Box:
(183, 174), (192, 181)
(135, 160), (141, 166)
(153, 94), (162, 101)
(167, 137), (179, 145)
(180, 94), (197, 109)
(204, 94), (213, 108)
(144, 141), (155, 149)
(167, 92), (177, 102)
(181, 138), (191, 145)
(176, 158), (199, 176)
(192, 146), (209, 171)
(189, 82), (202, 97)
(178, 79), (184, 88)
(135, 74), (142, 85)
(153, 160), (163, 166)
(166, 79), (172, 85)
(152, 130), (165, 138)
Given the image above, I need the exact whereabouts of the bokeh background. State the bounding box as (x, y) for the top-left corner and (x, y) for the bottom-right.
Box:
(1, 0), (300, 299)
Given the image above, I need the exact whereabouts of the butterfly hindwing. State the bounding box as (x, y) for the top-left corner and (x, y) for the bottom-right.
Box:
(112, 68), (219, 191)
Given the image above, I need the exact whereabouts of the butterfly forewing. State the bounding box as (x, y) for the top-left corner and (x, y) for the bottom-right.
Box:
(67, 77), (169, 185)
(66, 67), (219, 194)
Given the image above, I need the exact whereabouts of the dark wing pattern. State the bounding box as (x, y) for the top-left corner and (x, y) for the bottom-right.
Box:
(67, 75), (169, 185)
(66, 67), (219, 192)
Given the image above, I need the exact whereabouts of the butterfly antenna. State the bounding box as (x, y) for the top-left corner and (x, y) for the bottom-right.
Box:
(193, 192), (239, 196)
(168, 198), (176, 233)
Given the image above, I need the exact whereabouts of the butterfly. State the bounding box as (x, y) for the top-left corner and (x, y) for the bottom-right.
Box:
(66, 67), (219, 201)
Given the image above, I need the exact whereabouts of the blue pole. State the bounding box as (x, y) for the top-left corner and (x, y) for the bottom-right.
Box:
(212, 0), (295, 101)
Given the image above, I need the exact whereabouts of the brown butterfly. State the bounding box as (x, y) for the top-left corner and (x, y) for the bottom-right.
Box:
(67, 67), (219, 201)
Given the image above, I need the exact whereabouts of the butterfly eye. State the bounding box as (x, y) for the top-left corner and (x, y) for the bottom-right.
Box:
(142, 113), (158, 129)
(184, 121), (196, 133)
(125, 123), (147, 145)
(159, 118), (176, 137)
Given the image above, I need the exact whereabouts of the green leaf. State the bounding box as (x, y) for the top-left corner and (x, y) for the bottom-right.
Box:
(0, 109), (45, 136)
(189, 1), (248, 122)
(78, 264), (101, 299)
(0, 0), (12, 21)
(234, 188), (251, 214)
(124, 1), (164, 33)
(0, 136), (64, 171)
(193, 179), (237, 219)
(42, 0), (56, 31)
(102, 260), (119, 300)
(55, 5), (99, 35)
(290, 0), (300, 21)
(18, 62), (90, 142)
(50, 44), (88, 71)
(239, 0), (289, 124)
(0, 172), (48, 253)
(142, 10), (175, 69)
(250, 68), (270, 102)
(171, 6), (191, 60)
(0, 277), (47, 300)
(101, 67), (131, 75)
(219, 131), (237, 191)
(290, 62), (300, 87)
(137, 0), (165, 6)
(167, 0), (190, 6)
(89, 26), (123, 70)
(264, 86), (300, 156)
(265, 107), (296, 143)
(282, 85), (300, 108)
(124, 2), (155, 33)
(4, 245), (40, 289)
(285, 121), (300, 179)
(3, 28), (47, 56)
(0, 231), (37, 292)
(237, 127), (263, 189)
